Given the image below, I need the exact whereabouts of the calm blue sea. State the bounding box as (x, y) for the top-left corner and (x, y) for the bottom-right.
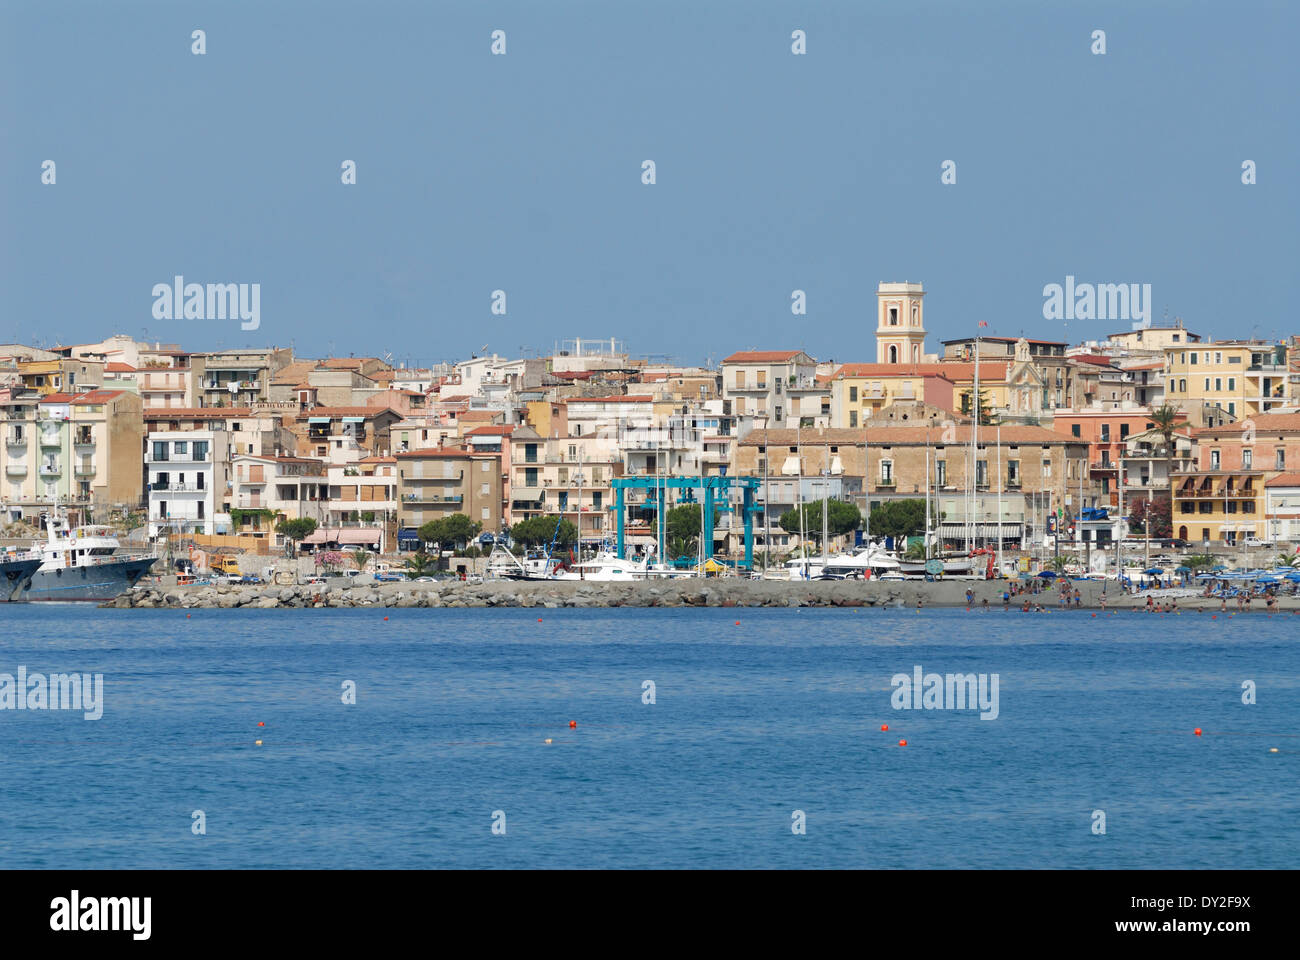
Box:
(0, 605), (1296, 869)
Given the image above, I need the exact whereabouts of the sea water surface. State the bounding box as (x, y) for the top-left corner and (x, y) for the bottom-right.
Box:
(0, 605), (1297, 869)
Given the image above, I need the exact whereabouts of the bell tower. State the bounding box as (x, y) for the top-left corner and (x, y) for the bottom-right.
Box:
(876, 282), (927, 365)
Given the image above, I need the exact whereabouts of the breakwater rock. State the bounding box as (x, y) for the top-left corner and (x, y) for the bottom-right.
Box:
(101, 577), (1165, 610)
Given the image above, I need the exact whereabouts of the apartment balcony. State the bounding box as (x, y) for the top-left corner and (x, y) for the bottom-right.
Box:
(401, 493), (464, 504)
(151, 482), (205, 492)
(5, 431), (25, 446)
(5, 463), (27, 476)
(39, 432), (62, 448)
(204, 379), (260, 391)
(146, 454), (211, 464)
(511, 486), (544, 501)
(38, 464), (61, 477)
(73, 433), (95, 447)
(74, 462), (95, 476)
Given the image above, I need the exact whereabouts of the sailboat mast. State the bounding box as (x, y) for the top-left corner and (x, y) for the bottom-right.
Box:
(822, 443), (829, 560)
(925, 428), (931, 561)
(969, 336), (980, 553)
(797, 421), (805, 577)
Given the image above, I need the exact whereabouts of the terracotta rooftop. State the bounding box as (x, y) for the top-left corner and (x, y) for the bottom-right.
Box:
(722, 350), (808, 364)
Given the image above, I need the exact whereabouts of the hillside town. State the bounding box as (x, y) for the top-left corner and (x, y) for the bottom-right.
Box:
(2, 281), (1298, 582)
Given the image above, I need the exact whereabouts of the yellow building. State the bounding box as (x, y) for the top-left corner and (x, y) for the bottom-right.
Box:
(1164, 341), (1290, 421)
(829, 362), (1009, 427)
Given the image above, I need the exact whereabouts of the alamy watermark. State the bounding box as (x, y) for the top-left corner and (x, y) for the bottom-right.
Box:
(151, 275), (260, 330)
(890, 665), (999, 720)
(1042, 275), (1150, 325)
(0, 666), (103, 719)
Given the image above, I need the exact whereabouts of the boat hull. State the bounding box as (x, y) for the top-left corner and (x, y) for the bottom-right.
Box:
(0, 558), (43, 602)
(19, 556), (157, 602)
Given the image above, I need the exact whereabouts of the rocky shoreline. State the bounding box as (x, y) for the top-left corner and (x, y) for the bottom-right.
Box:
(103, 577), (1300, 611)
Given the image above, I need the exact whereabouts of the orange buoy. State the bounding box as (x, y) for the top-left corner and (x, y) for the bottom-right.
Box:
(255, 740), (263, 746)
(898, 739), (907, 747)
(537, 617), (543, 622)
(383, 616), (388, 621)
(569, 721), (577, 729)
(735, 620), (740, 626)
(881, 724), (889, 731)
(257, 722), (265, 727)
(1194, 728), (1202, 736)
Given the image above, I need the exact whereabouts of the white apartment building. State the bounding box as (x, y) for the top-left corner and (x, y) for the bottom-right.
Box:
(146, 430), (231, 537)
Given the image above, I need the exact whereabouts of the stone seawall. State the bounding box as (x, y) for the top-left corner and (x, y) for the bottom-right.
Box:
(104, 578), (1295, 611)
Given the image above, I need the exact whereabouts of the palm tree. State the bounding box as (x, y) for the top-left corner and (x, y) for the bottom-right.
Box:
(403, 552), (437, 579)
(1274, 551), (1299, 569)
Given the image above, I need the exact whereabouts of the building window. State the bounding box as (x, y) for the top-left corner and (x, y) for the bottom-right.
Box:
(1277, 449), (1286, 470)
(935, 460), (947, 486)
(849, 410), (857, 428)
(1211, 450), (1220, 469)
(735, 371), (745, 389)
(849, 386), (858, 402)
(1227, 378), (1235, 391)
(1007, 460), (1019, 485)
(880, 460), (893, 483)
(1071, 423), (1080, 438)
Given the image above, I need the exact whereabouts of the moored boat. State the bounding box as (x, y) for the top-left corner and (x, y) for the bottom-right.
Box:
(0, 555), (42, 602)
(16, 508), (157, 602)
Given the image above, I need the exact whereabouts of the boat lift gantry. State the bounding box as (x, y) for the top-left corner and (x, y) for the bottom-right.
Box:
(610, 475), (761, 569)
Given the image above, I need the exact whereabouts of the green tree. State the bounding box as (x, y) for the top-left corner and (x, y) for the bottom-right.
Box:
(1149, 403), (1181, 496)
(276, 517), (318, 554)
(351, 549), (370, 573)
(778, 498), (861, 545)
(961, 387), (999, 426)
(663, 504), (719, 554)
(417, 513), (481, 549)
(402, 552), (437, 579)
(510, 515), (577, 548)
(866, 499), (938, 539)
(1184, 554), (1215, 571)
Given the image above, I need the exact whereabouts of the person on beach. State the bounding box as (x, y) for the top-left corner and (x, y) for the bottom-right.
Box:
(1145, 594), (1153, 610)
(966, 588), (974, 606)
(1002, 590), (1010, 609)
(1100, 590), (1107, 610)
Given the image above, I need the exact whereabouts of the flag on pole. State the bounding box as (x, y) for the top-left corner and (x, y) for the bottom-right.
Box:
(978, 321), (988, 327)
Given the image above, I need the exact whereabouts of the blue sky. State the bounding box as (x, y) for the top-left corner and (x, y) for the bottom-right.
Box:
(2, 0), (1296, 366)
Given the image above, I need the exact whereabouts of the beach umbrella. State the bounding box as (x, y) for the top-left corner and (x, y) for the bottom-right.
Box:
(1143, 567), (1163, 576)
(1285, 572), (1300, 582)
(1212, 564), (1228, 571)
(1255, 575), (1279, 585)
(1175, 565), (1191, 573)
(1036, 571), (1057, 579)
